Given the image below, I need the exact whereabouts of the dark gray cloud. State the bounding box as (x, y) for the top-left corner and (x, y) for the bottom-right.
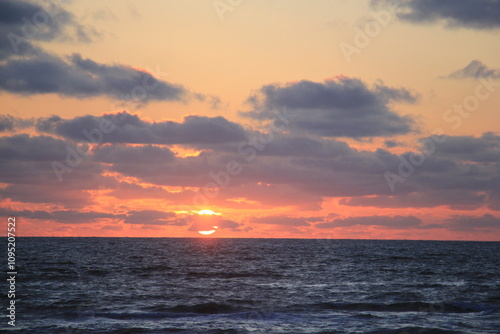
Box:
(102, 154), (213, 188)
(0, 0), (96, 59)
(36, 111), (247, 145)
(488, 191), (500, 211)
(0, 53), (187, 102)
(219, 183), (324, 211)
(0, 184), (92, 208)
(101, 130), (499, 203)
(316, 215), (423, 229)
(2, 116), (500, 216)
(195, 133), (353, 161)
(0, 134), (71, 161)
(384, 140), (402, 148)
(443, 60), (500, 79)
(377, 0), (500, 29)
(0, 207), (123, 224)
(0, 207), (187, 226)
(0, 134), (113, 206)
(340, 190), (487, 210)
(93, 144), (176, 164)
(249, 215), (312, 227)
(418, 132), (500, 163)
(124, 210), (186, 225)
(0, 1), (198, 103)
(0, 115), (15, 132)
(106, 182), (195, 203)
(218, 219), (243, 230)
(0, 115), (33, 132)
(187, 216), (245, 232)
(243, 78), (417, 138)
(259, 135), (352, 157)
(445, 213), (500, 231)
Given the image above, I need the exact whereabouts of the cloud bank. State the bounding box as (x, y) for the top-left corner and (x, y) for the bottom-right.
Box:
(375, 0), (500, 29)
(243, 78), (417, 138)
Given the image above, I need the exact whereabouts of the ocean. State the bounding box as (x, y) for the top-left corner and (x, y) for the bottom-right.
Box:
(5, 238), (500, 333)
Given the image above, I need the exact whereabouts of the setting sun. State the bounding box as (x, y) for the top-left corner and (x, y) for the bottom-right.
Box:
(197, 210), (216, 215)
(194, 210), (220, 235)
(197, 227), (219, 235)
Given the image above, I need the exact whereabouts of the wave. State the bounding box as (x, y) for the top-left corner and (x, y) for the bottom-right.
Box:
(72, 301), (500, 321)
(64, 309), (286, 322)
(73, 327), (245, 334)
(186, 271), (262, 279)
(387, 256), (415, 260)
(292, 301), (500, 313)
(52, 299), (500, 320)
(363, 327), (464, 334)
(146, 302), (247, 314)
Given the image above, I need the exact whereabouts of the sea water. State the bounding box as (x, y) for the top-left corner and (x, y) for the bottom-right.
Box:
(6, 238), (500, 333)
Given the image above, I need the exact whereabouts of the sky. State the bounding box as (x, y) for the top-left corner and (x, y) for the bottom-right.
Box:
(1, 0), (500, 240)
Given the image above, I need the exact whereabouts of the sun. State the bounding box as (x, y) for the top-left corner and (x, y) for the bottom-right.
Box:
(198, 229), (218, 235)
(197, 209), (216, 215)
(195, 209), (220, 235)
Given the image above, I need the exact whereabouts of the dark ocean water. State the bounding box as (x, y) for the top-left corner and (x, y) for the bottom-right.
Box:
(4, 238), (500, 333)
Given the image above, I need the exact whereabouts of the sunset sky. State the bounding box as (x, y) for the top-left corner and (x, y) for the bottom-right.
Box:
(1, 0), (499, 240)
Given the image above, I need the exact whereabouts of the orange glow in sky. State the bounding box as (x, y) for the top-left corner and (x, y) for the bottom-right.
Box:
(0, 1), (499, 241)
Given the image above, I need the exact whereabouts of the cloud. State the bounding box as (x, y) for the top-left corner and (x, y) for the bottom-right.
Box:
(445, 214), (500, 231)
(0, 53), (187, 102)
(186, 213), (244, 232)
(0, 207), (189, 227)
(123, 210), (186, 225)
(93, 144), (176, 164)
(0, 0), (96, 60)
(98, 129), (500, 203)
(258, 134), (352, 157)
(0, 1), (204, 104)
(218, 219), (243, 230)
(443, 60), (500, 79)
(220, 183), (324, 211)
(37, 111), (247, 145)
(316, 215), (424, 229)
(0, 134), (71, 161)
(0, 208), (123, 224)
(0, 134), (113, 207)
(0, 184), (92, 208)
(340, 190), (487, 210)
(378, 0), (500, 29)
(101, 225), (122, 231)
(186, 215), (245, 232)
(384, 140), (402, 148)
(249, 215), (312, 227)
(0, 115), (15, 132)
(3, 121), (500, 221)
(106, 182), (196, 203)
(0, 115), (33, 132)
(418, 132), (500, 162)
(243, 77), (417, 138)
(91, 7), (118, 21)
(488, 191), (500, 211)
